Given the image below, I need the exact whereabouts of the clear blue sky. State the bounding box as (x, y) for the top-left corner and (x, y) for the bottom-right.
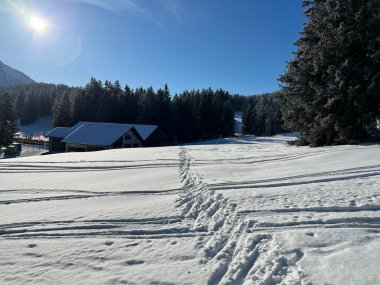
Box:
(0, 0), (305, 95)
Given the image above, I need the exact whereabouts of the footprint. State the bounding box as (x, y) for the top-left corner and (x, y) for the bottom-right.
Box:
(171, 241), (177, 245)
(124, 259), (145, 265)
(305, 232), (315, 237)
(27, 244), (37, 248)
(125, 242), (139, 247)
(104, 241), (114, 246)
(24, 252), (42, 258)
(171, 255), (194, 261)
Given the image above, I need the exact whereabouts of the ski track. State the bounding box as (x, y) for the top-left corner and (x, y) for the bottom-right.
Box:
(177, 147), (306, 285)
(0, 153), (187, 241)
(1, 145), (379, 284)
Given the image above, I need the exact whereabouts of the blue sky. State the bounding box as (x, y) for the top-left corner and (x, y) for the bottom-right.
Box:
(0, 0), (305, 95)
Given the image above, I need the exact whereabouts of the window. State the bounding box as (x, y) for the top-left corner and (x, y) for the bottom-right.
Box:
(124, 135), (132, 140)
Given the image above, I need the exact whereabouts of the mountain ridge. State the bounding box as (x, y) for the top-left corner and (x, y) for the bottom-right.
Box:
(0, 60), (34, 87)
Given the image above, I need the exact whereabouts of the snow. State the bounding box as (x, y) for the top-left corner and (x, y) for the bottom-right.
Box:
(62, 123), (133, 146)
(18, 116), (52, 138)
(0, 135), (379, 284)
(235, 111), (243, 135)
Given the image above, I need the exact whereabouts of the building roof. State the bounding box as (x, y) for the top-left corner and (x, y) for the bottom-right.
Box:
(131, 124), (158, 140)
(46, 121), (159, 146)
(62, 123), (134, 146)
(45, 127), (73, 138)
(68, 122), (158, 141)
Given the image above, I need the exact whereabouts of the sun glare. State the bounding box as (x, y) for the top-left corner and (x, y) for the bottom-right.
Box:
(29, 16), (46, 33)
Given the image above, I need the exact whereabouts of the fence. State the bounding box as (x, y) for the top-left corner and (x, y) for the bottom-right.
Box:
(14, 137), (49, 150)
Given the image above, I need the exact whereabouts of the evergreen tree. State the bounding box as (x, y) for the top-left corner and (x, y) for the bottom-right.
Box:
(156, 84), (172, 137)
(198, 88), (214, 138)
(221, 100), (235, 136)
(52, 93), (72, 127)
(72, 89), (86, 124)
(137, 87), (156, 124)
(279, 0), (380, 146)
(0, 93), (18, 147)
(121, 84), (139, 123)
(20, 95), (37, 124)
(242, 104), (255, 134)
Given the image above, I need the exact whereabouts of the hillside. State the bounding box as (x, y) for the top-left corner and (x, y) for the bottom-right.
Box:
(0, 135), (379, 284)
(0, 60), (34, 87)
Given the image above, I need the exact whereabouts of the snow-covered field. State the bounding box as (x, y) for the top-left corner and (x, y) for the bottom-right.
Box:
(0, 135), (379, 284)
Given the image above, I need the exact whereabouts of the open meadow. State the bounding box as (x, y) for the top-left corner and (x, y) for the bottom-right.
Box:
(1, 135), (379, 284)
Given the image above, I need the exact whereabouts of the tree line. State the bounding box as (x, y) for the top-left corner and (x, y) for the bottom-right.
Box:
(241, 93), (285, 136)
(52, 78), (287, 143)
(0, 83), (78, 125)
(0, 93), (18, 147)
(53, 78), (237, 143)
(0, 79), (286, 147)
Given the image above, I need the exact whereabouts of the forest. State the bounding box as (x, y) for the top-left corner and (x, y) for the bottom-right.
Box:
(0, 79), (284, 146)
(51, 78), (283, 143)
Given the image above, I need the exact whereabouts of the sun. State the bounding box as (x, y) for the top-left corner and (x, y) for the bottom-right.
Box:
(29, 16), (47, 33)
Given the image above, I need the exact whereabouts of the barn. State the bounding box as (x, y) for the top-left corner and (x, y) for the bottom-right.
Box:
(46, 122), (166, 153)
(45, 127), (73, 152)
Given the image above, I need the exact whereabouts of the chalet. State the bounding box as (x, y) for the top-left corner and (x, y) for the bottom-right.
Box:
(46, 122), (166, 153)
(45, 127), (73, 152)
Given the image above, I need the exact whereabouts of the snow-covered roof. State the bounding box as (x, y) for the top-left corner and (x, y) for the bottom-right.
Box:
(46, 121), (159, 144)
(45, 127), (73, 138)
(62, 123), (133, 146)
(68, 122), (158, 141)
(132, 124), (158, 140)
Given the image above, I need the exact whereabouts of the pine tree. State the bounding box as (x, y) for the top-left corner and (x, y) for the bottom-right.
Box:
(52, 93), (72, 127)
(122, 84), (139, 123)
(156, 84), (172, 137)
(0, 93), (18, 147)
(279, 0), (380, 146)
(221, 100), (235, 136)
(20, 95), (37, 124)
(242, 104), (255, 134)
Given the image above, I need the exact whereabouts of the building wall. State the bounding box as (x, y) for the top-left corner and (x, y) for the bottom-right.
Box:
(64, 130), (143, 152)
(143, 129), (166, 147)
(49, 137), (66, 152)
(122, 130), (142, 148)
(66, 143), (108, 152)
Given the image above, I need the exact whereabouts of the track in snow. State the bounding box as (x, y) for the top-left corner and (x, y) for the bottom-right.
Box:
(177, 147), (305, 285)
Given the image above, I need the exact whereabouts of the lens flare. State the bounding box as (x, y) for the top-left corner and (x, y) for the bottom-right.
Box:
(29, 16), (46, 32)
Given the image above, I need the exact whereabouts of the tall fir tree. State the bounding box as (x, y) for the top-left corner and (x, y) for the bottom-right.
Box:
(52, 93), (72, 127)
(221, 100), (235, 136)
(20, 95), (37, 124)
(156, 84), (172, 137)
(242, 104), (255, 135)
(0, 93), (18, 147)
(279, 0), (380, 146)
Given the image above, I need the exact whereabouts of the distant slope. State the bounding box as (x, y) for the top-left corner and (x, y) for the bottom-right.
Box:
(0, 60), (34, 87)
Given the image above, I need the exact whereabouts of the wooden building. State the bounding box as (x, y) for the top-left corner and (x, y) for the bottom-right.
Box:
(46, 122), (166, 153)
